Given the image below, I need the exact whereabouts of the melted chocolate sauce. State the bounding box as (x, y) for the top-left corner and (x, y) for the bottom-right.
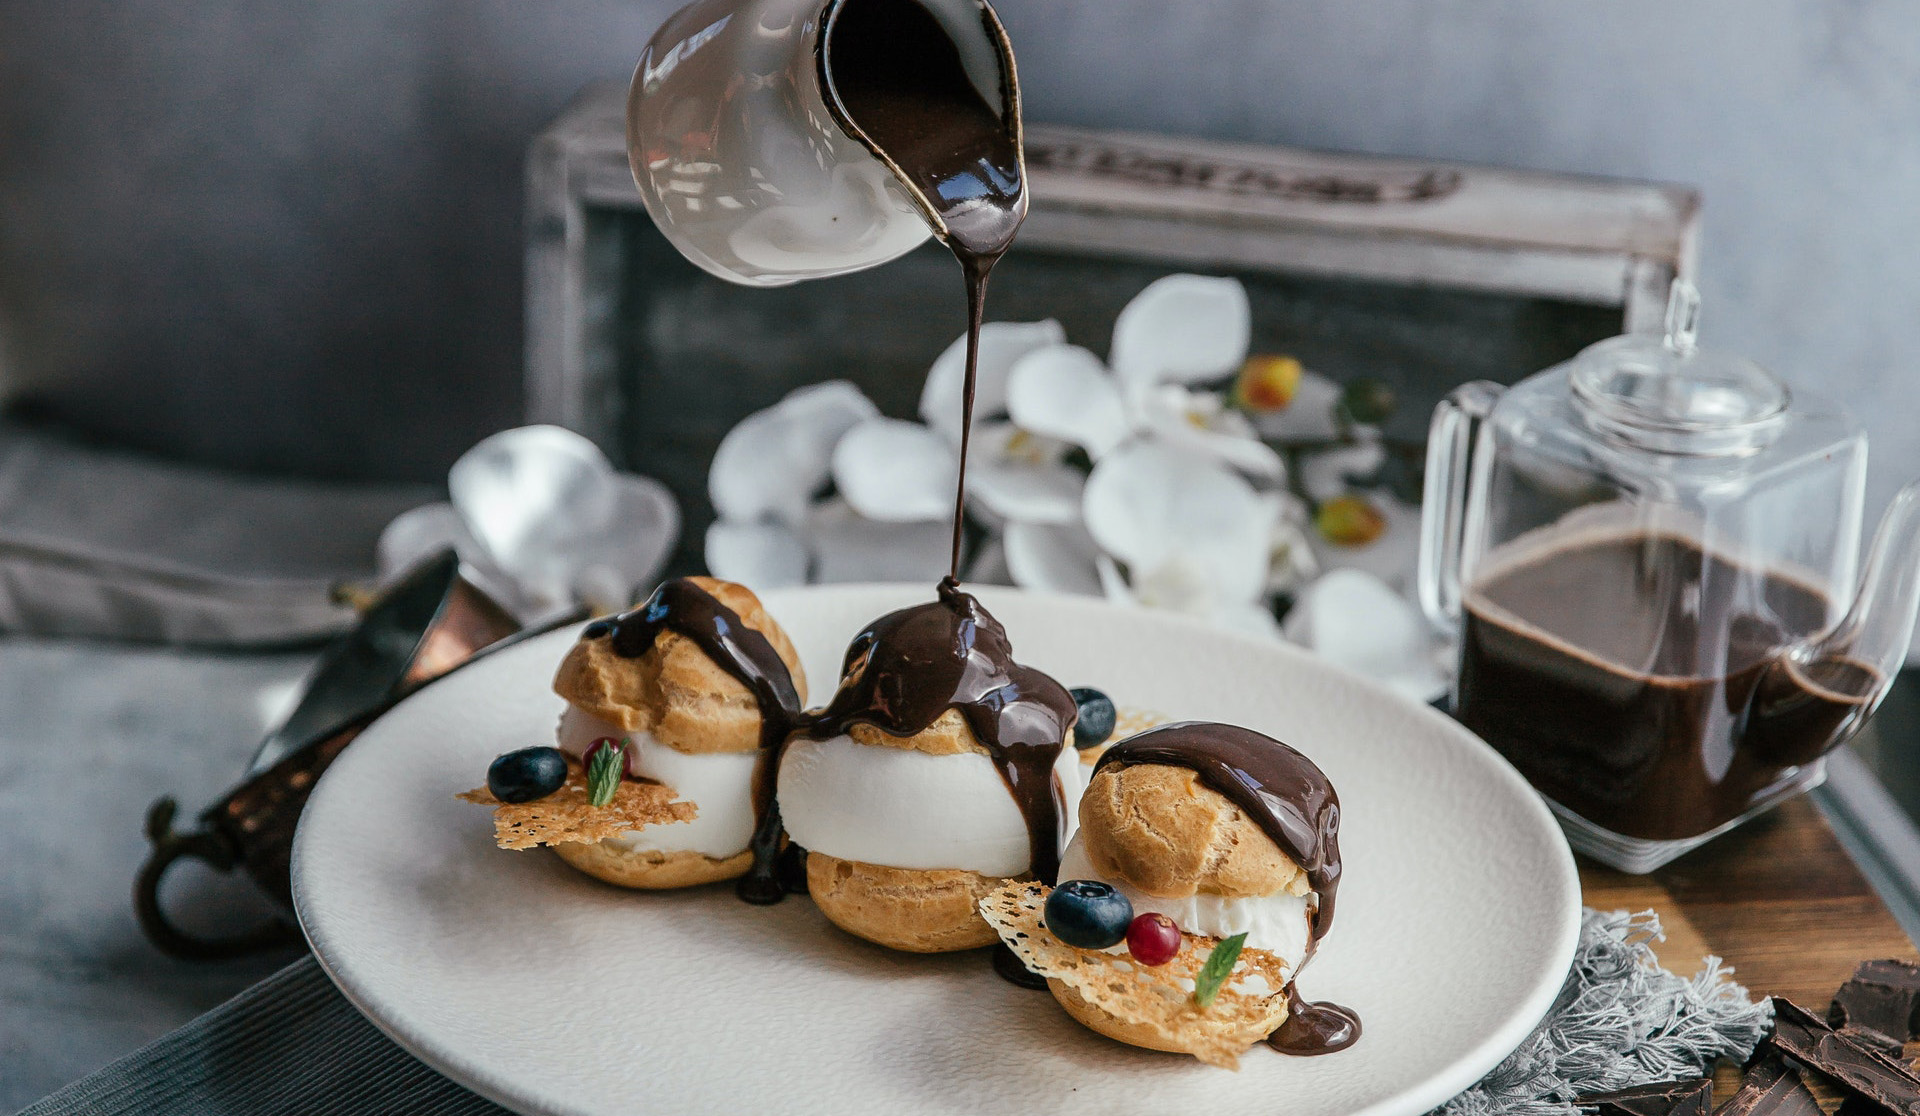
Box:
(587, 578), (807, 904)
(1266, 987), (1361, 1056)
(806, 578), (1076, 885)
(1094, 723), (1342, 943)
(597, 579), (802, 751)
(824, 0), (1026, 577)
(1093, 721), (1357, 1054)
(992, 942), (1048, 990)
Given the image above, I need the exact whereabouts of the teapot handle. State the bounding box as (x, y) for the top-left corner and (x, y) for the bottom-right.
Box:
(1418, 381), (1504, 636)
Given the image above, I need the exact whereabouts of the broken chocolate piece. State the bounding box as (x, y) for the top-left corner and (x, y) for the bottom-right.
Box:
(1831, 961), (1920, 1047)
(1717, 1057), (1822, 1116)
(1842, 1027), (1910, 1059)
(1767, 998), (1920, 1116)
(1578, 1077), (1711, 1116)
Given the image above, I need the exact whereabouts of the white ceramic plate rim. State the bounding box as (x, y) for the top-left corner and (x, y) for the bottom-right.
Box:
(295, 583), (1580, 1116)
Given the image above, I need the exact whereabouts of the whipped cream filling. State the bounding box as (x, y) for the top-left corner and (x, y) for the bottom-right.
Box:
(778, 734), (1082, 878)
(556, 707), (756, 860)
(1056, 832), (1313, 971)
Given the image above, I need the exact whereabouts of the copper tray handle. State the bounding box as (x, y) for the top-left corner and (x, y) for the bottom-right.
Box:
(133, 552), (536, 960)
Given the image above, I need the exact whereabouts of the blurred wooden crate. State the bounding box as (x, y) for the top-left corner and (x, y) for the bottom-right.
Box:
(525, 81), (1698, 576)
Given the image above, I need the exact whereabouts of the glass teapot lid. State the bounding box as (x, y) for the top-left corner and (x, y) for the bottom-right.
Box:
(1569, 281), (1789, 456)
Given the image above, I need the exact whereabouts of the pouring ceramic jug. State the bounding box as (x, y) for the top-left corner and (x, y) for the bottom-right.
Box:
(626, 0), (1022, 287)
(1418, 282), (1920, 872)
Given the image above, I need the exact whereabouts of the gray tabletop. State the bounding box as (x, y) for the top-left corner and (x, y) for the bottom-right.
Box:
(0, 635), (315, 1110)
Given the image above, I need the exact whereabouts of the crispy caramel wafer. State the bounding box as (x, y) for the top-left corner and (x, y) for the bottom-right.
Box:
(979, 881), (1292, 1068)
(458, 761), (696, 850)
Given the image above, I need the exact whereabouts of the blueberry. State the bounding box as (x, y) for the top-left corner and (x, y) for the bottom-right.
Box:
(1044, 879), (1134, 950)
(487, 746), (569, 803)
(1070, 687), (1117, 750)
(582, 618), (616, 640)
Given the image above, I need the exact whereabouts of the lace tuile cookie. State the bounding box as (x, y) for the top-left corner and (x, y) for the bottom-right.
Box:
(458, 761), (696, 850)
(979, 880), (1292, 1069)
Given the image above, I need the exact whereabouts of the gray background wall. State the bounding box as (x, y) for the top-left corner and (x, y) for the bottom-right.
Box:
(3, 0), (1918, 516)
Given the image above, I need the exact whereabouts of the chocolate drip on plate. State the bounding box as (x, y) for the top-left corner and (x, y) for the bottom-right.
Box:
(1265, 987), (1361, 1056)
(583, 578), (806, 904)
(807, 578), (1076, 885)
(1092, 721), (1356, 1054)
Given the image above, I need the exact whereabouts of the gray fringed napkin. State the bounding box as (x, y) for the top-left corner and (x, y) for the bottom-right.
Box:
(18, 908), (1767, 1116)
(1438, 909), (1774, 1115)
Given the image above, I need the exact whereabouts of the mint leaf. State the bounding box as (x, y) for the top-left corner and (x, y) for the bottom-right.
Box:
(1191, 932), (1247, 1009)
(586, 740), (624, 807)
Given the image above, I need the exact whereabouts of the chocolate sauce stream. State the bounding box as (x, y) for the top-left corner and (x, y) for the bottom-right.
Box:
(806, 578), (1076, 885)
(823, 0), (1027, 579)
(1092, 722), (1357, 1054)
(586, 579), (806, 903)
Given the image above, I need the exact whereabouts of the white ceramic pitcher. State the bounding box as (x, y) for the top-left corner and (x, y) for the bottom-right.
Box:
(626, 0), (1020, 287)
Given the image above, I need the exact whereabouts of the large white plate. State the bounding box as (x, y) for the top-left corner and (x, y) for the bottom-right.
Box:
(294, 584), (1578, 1116)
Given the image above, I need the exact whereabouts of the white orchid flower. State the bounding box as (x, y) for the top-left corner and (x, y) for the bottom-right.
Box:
(378, 425), (679, 620)
(1005, 275), (1284, 482)
(1003, 440), (1282, 638)
(706, 382), (962, 589)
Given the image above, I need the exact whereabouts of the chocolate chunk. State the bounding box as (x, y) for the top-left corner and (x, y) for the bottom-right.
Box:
(1767, 998), (1920, 1116)
(1578, 1077), (1711, 1116)
(1716, 1057), (1821, 1116)
(1842, 1027), (1911, 1059)
(1832, 961), (1920, 1046)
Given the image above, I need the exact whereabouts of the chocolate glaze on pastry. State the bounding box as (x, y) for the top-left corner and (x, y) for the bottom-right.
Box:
(583, 577), (806, 903)
(1092, 722), (1359, 1055)
(804, 577), (1076, 886)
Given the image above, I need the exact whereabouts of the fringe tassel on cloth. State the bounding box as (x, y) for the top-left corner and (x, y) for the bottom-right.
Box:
(1435, 908), (1774, 1116)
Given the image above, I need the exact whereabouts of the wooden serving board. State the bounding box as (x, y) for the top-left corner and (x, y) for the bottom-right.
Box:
(1580, 796), (1915, 1006)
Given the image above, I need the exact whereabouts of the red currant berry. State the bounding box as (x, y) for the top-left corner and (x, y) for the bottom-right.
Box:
(1126, 912), (1182, 966)
(581, 737), (634, 778)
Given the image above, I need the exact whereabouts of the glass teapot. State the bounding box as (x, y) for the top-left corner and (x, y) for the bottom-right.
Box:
(1418, 282), (1920, 872)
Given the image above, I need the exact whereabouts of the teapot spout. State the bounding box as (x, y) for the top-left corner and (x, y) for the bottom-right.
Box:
(1809, 480), (1920, 692)
(1737, 485), (1920, 766)
(1752, 481), (1920, 765)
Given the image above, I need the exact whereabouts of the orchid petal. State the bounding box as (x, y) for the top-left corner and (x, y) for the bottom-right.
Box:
(705, 520), (809, 589)
(1265, 508), (1322, 597)
(450, 425), (619, 559)
(1299, 438), (1387, 503)
(919, 320), (1067, 447)
(1083, 441), (1274, 606)
(968, 459), (1085, 525)
(378, 502), (550, 620)
(830, 417), (957, 522)
(1137, 390), (1287, 479)
(565, 473), (682, 607)
(1003, 521), (1104, 596)
(1311, 493), (1423, 593)
(1109, 274), (1251, 390)
(1282, 568), (1446, 701)
(804, 498), (953, 584)
(966, 535), (1013, 585)
(1211, 600), (1285, 642)
(377, 503), (473, 584)
(1095, 554), (1134, 605)
(1005, 345), (1129, 458)
(1249, 371), (1343, 442)
(710, 381), (878, 526)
